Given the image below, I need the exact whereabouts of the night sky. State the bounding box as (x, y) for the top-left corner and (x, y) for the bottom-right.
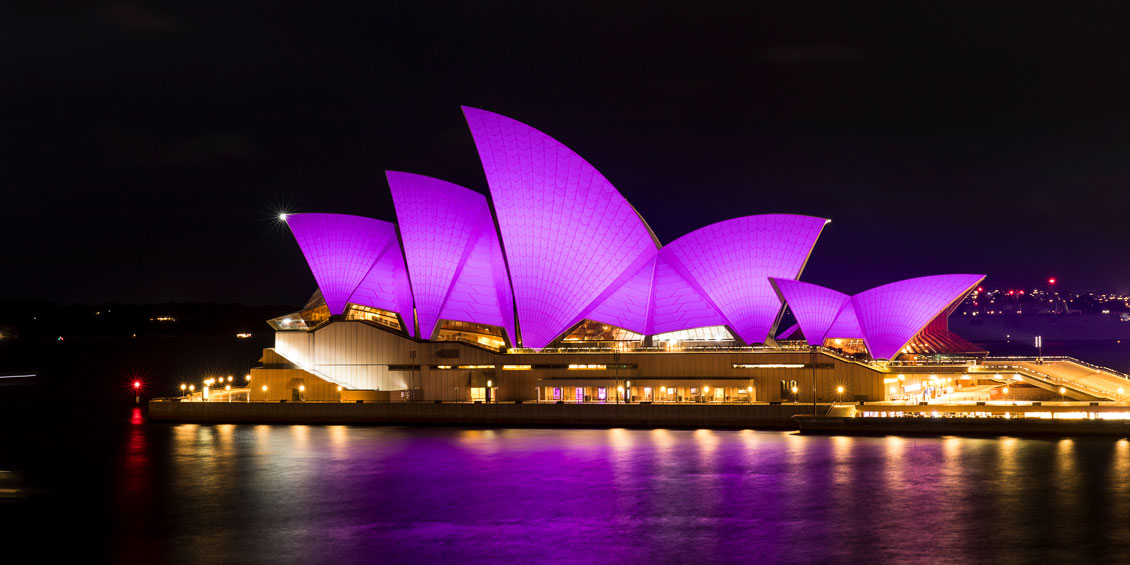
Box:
(7, 3), (1130, 305)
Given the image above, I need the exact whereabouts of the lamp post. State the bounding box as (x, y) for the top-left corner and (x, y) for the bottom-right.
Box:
(626, 381), (631, 404)
(1060, 386), (1066, 402)
(836, 385), (844, 405)
(261, 384), (268, 401)
(180, 384), (186, 398)
(134, 381), (141, 404)
(791, 385), (798, 404)
(810, 345), (818, 416)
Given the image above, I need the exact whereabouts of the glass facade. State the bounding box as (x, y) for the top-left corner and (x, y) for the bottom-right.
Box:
(434, 320), (507, 351)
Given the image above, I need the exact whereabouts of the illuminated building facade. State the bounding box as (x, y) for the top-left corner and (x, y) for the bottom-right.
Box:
(256, 107), (986, 404)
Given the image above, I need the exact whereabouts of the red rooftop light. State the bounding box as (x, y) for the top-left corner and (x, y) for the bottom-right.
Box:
(1048, 277), (1057, 285)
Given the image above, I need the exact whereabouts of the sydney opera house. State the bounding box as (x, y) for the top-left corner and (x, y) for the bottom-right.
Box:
(252, 107), (985, 404)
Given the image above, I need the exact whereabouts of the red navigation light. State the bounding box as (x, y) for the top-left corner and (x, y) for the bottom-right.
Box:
(1048, 278), (1056, 285)
(1019, 290), (1025, 295)
(977, 286), (983, 293)
(133, 380), (141, 389)
(1007, 290), (1014, 296)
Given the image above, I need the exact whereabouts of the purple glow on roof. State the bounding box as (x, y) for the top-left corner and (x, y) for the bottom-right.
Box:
(286, 213), (407, 316)
(463, 106), (658, 348)
(580, 251), (657, 335)
(662, 215), (828, 344)
(387, 172), (515, 342)
(770, 278), (851, 345)
(648, 248), (728, 335)
(851, 274), (985, 360)
(347, 241), (415, 333)
(824, 301), (863, 340)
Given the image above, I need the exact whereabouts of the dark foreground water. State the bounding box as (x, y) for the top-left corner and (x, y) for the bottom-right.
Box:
(7, 416), (1130, 563)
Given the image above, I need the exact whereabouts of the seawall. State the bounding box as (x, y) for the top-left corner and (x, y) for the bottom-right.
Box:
(148, 401), (826, 429)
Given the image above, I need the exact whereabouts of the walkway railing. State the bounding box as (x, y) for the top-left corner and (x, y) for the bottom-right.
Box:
(985, 355), (1130, 381)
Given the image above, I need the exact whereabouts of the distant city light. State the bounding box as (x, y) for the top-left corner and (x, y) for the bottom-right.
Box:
(1049, 277), (1057, 285)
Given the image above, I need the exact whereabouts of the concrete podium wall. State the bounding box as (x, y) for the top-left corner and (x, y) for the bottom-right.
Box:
(149, 401), (831, 429)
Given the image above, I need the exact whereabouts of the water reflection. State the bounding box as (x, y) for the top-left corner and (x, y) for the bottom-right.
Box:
(98, 426), (1130, 563)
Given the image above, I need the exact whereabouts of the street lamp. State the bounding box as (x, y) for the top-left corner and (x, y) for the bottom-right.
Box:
(134, 380), (141, 404)
(836, 385), (844, 404)
(180, 383), (186, 398)
(791, 385), (798, 404)
(703, 385), (710, 403)
(1060, 386), (1066, 401)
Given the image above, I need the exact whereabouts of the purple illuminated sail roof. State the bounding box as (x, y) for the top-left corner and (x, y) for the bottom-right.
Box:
(580, 250), (657, 335)
(769, 278), (851, 345)
(660, 215), (828, 344)
(463, 106), (659, 348)
(647, 248), (728, 335)
(824, 301), (863, 340)
(851, 274), (985, 360)
(347, 241), (415, 333)
(387, 171), (516, 343)
(286, 213), (412, 318)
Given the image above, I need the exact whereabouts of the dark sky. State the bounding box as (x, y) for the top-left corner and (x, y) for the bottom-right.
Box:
(6, 2), (1130, 305)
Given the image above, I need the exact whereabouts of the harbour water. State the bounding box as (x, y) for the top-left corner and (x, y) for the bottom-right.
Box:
(7, 416), (1130, 563)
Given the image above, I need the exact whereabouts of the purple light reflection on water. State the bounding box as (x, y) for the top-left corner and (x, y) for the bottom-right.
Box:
(103, 425), (1130, 563)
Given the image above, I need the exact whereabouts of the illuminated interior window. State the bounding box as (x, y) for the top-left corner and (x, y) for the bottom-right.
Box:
(567, 364), (607, 370)
(434, 320), (508, 351)
(267, 290), (334, 332)
(732, 363), (806, 369)
(344, 303), (402, 330)
(559, 320), (644, 343)
(652, 325), (734, 343)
